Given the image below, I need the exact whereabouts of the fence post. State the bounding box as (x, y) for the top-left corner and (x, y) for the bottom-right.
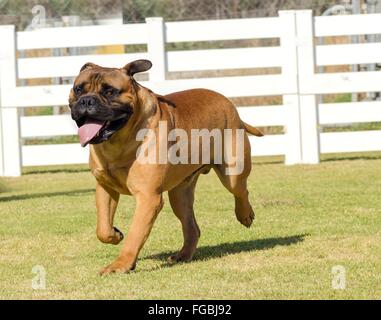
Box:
(295, 10), (320, 164)
(0, 25), (22, 177)
(279, 11), (302, 165)
(146, 17), (167, 82)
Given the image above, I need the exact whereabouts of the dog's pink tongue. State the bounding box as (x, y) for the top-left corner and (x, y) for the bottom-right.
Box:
(78, 119), (104, 147)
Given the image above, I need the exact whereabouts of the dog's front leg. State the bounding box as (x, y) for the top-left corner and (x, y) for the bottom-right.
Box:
(99, 193), (163, 275)
(95, 182), (123, 245)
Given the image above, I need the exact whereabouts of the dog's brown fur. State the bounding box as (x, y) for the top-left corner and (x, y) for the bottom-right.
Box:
(68, 60), (262, 275)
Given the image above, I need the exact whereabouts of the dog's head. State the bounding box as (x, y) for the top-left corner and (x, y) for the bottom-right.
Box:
(68, 59), (152, 147)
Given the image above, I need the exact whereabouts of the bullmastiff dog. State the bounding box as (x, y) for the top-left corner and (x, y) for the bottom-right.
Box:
(68, 59), (263, 275)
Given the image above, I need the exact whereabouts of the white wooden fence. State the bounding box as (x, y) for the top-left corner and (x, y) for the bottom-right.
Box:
(0, 10), (381, 176)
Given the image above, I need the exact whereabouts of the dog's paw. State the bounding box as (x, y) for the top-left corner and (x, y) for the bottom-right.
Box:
(99, 258), (135, 276)
(167, 252), (193, 265)
(241, 214), (254, 228)
(97, 227), (124, 245)
(112, 227), (124, 244)
(237, 207), (255, 228)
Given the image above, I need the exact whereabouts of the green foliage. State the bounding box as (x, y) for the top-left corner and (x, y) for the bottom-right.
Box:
(324, 122), (381, 133)
(24, 135), (79, 145)
(25, 107), (53, 116)
(0, 0), (338, 30)
(334, 93), (352, 103)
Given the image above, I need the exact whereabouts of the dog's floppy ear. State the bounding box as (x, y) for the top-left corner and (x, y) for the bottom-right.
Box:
(123, 59), (152, 76)
(80, 62), (99, 72)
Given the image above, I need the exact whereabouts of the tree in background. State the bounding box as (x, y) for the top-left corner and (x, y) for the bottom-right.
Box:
(122, 0), (337, 22)
(1, 0), (338, 29)
(0, 0), (121, 29)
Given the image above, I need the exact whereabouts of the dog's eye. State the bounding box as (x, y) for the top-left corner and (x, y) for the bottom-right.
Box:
(104, 88), (119, 97)
(74, 85), (82, 96)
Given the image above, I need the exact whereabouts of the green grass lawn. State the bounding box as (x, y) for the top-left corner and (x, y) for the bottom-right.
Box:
(0, 154), (380, 299)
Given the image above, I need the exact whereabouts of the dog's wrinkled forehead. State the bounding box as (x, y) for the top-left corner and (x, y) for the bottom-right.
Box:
(73, 60), (152, 95)
(74, 67), (129, 93)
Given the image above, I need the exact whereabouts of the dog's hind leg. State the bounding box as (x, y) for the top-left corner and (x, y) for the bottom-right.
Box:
(168, 173), (201, 263)
(95, 182), (124, 245)
(214, 165), (255, 228)
(213, 135), (255, 228)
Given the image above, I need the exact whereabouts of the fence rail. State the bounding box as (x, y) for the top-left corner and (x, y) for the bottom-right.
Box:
(0, 10), (380, 176)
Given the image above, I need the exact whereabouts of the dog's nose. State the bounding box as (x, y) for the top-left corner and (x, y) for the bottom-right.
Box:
(79, 96), (96, 108)
(77, 96), (98, 117)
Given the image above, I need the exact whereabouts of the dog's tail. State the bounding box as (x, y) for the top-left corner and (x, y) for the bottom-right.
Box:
(242, 121), (264, 137)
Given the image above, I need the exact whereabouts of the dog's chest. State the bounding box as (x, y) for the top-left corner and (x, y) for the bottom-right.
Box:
(92, 167), (131, 195)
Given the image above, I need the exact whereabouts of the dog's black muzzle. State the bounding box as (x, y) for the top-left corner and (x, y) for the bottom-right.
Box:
(71, 94), (133, 145)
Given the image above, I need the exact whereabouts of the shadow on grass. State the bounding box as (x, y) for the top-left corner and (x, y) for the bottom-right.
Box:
(251, 155), (284, 166)
(321, 153), (381, 163)
(144, 234), (308, 263)
(24, 167), (90, 175)
(0, 188), (94, 202)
